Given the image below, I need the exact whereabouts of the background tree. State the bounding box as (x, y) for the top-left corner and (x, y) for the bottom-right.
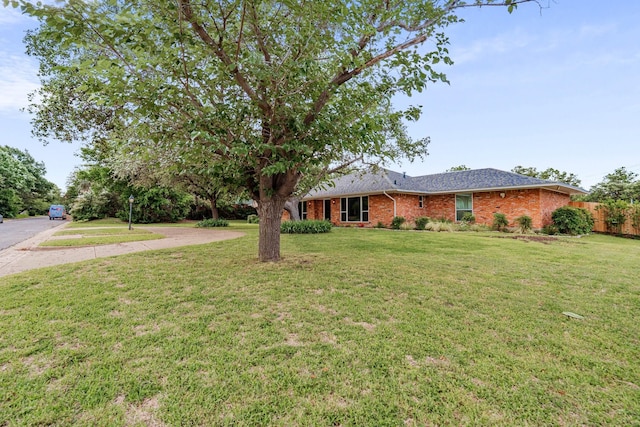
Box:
(0, 145), (59, 217)
(511, 165), (582, 187)
(105, 139), (247, 220)
(15, 0), (541, 261)
(446, 165), (471, 172)
(582, 167), (640, 203)
(65, 165), (123, 221)
(0, 148), (33, 217)
(66, 145), (196, 223)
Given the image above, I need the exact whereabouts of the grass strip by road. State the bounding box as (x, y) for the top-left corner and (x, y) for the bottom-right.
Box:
(66, 218), (199, 228)
(65, 218), (126, 228)
(54, 228), (154, 237)
(39, 227), (164, 247)
(1, 224), (639, 425)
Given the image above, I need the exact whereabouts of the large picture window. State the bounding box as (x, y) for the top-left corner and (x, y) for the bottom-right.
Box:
(340, 196), (369, 222)
(455, 193), (473, 221)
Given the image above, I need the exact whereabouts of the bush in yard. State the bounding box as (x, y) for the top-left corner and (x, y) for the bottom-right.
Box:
(551, 206), (593, 235)
(541, 223), (559, 235)
(281, 220), (332, 234)
(426, 221), (453, 232)
(391, 216), (406, 230)
(492, 213), (509, 232)
(515, 215), (533, 233)
(469, 223), (489, 232)
(196, 218), (229, 227)
(414, 216), (429, 230)
(461, 212), (476, 223)
(247, 214), (259, 224)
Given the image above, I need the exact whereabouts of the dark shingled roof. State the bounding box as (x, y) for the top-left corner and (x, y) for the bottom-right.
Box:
(304, 168), (587, 199)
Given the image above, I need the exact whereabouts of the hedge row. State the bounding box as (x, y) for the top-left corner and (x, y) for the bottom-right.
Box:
(281, 220), (332, 234)
(196, 218), (229, 227)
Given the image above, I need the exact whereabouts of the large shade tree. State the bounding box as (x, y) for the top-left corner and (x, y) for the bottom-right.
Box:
(11, 0), (541, 261)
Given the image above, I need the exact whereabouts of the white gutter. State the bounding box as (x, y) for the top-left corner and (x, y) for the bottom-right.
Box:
(383, 191), (397, 217)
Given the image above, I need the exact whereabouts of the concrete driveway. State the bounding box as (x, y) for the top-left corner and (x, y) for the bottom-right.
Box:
(0, 225), (244, 278)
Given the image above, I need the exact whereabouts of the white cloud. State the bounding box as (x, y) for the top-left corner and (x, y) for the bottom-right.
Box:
(0, 5), (30, 25)
(451, 29), (538, 65)
(0, 52), (40, 113)
(577, 23), (616, 38)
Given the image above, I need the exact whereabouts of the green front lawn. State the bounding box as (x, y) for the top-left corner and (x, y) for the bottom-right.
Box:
(1, 226), (638, 425)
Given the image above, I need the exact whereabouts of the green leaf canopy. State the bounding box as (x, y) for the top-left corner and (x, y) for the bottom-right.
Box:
(15, 0), (537, 260)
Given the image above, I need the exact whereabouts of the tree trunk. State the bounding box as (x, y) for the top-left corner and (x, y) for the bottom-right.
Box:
(283, 197), (301, 221)
(210, 196), (219, 219)
(256, 196), (287, 262)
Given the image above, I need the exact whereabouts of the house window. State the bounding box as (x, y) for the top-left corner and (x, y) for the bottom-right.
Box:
(340, 196), (368, 222)
(419, 195), (424, 208)
(455, 193), (473, 221)
(298, 201), (307, 220)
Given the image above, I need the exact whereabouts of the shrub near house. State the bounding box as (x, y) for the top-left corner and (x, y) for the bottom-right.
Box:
(552, 206), (594, 235)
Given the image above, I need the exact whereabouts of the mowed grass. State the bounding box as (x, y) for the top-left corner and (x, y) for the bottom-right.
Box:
(65, 218), (127, 228)
(41, 228), (164, 247)
(1, 225), (638, 426)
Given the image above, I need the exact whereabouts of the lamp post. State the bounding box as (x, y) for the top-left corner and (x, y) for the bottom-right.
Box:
(128, 195), (134, 230)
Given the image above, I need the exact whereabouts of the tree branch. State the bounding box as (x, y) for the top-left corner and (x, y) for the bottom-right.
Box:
(303, 0), (540, 127)
(178, 0), (272, 115)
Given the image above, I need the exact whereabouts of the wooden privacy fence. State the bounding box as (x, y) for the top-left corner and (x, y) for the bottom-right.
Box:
(569, 201), (640, 236)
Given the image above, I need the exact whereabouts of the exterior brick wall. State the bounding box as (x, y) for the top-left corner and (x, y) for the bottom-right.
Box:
(302, 189), (571, 229)
(423, 194), (456, 222)
(473, 189), (570, 228)
(303, 199), (339, 224)
(473, 190), (542, 227)
(368, 194), (394, 227)
(317, 194), (428, 227)
(394, 193), (427, 223)
(304, 195), (395, 227)
(540, 190), (572, 227)
(307, 200), (323, 220)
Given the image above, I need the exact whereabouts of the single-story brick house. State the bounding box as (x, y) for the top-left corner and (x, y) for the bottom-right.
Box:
(295, 168), (587, 229)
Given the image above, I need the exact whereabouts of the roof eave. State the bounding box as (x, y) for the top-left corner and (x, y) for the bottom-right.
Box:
(303, 184), (587, 199)
(420, 184), (587, 195)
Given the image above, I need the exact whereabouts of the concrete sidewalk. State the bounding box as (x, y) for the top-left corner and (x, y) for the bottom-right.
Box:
(0, 225), (244, 278)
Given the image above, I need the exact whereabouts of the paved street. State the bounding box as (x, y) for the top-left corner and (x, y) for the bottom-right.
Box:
(0, 216), (68, 251)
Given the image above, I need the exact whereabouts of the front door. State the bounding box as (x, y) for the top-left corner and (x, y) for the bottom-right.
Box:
(324, 199), (331, 220)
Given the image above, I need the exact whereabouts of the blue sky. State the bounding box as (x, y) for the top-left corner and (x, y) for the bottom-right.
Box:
(1, 1), (639, 191)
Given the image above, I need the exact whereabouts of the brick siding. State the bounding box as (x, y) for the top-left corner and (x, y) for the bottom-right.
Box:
(303, 189), (571, 229)
(540, 190), (572, 227)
